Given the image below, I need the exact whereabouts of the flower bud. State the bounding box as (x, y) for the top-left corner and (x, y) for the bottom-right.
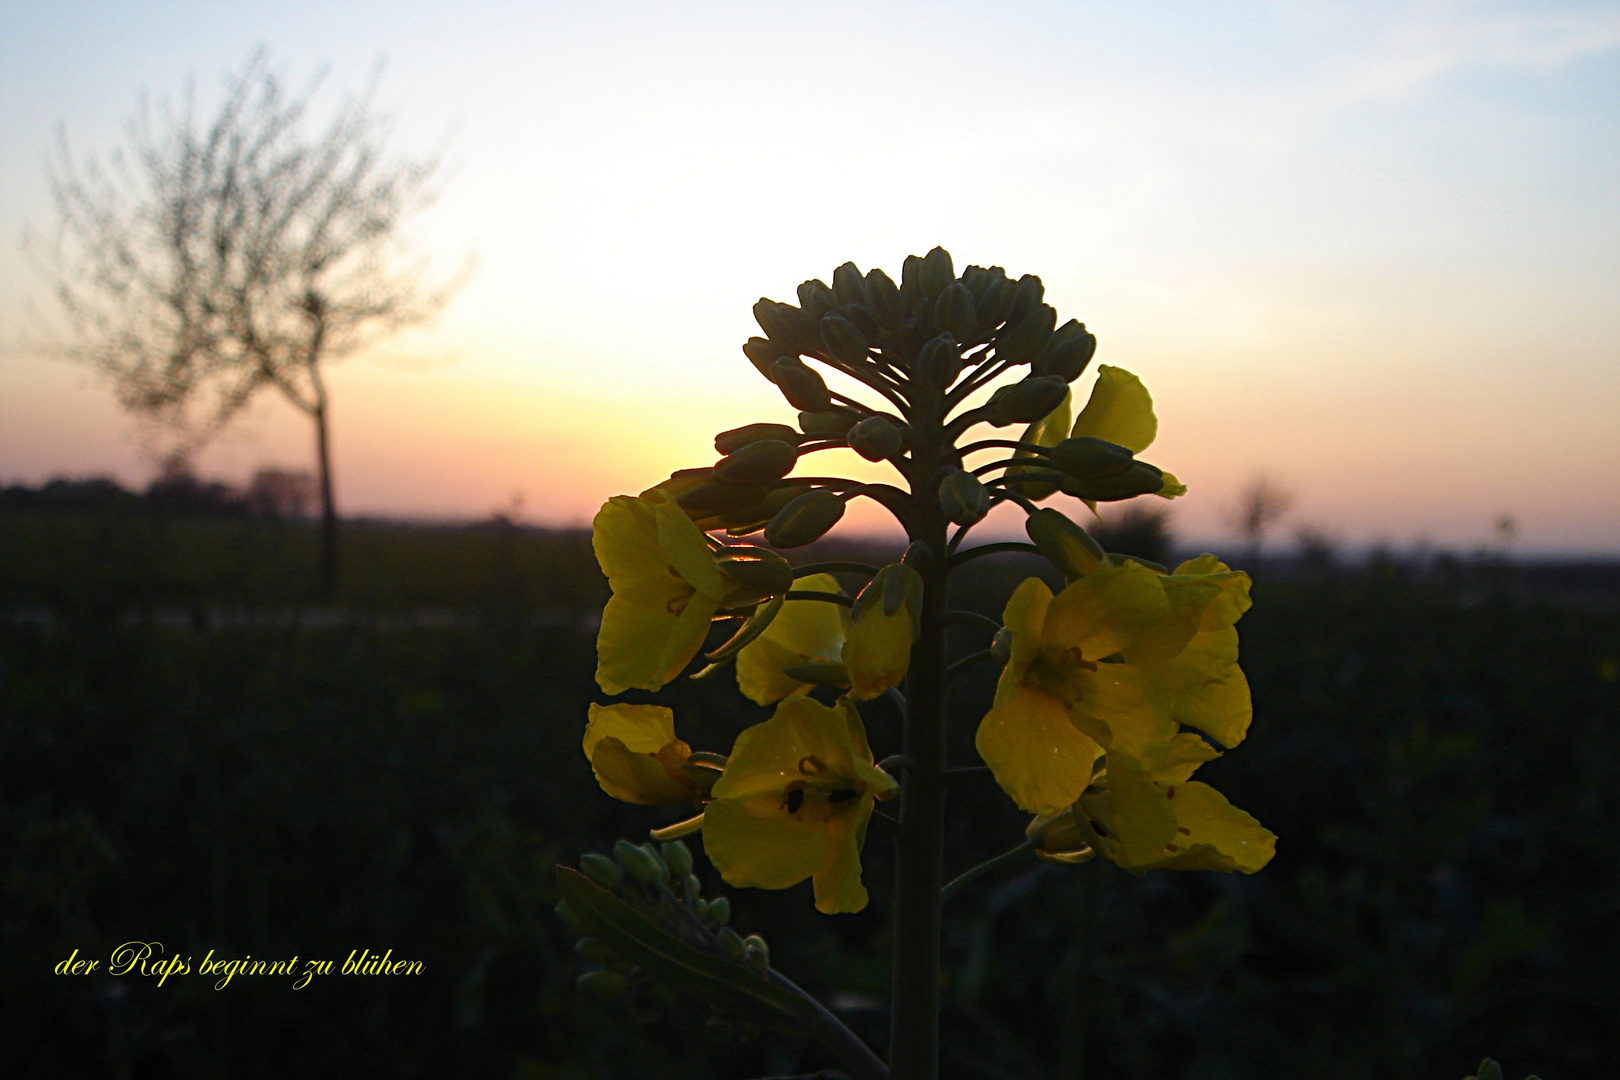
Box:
(819, 313), (869, 365)
(716, 548), (795, 602)
(580, 852), (624, 890)
(743, 337), (788, 383)
(847, 415), (905, 461)
(770, 358), (833, 413)
(932, 281), (978, 342)
(575, 937), (617, 964)
(1034, 319), (1097, 382)
(839, 302), (879, 337)
(798, 408), (859, 437)
(691, 897), (710, 921)
(613, 838), (663, 884)
(677, 481), (772, 515)
(715, 423), (801, 456)
(679, 759), (724, 796)
(661, 839), (694, 878)
(576, 969), (631, 999)
(779, 660), (851, 686)
(714, 439), (799, 485)
(637, 842), (671, 882)
(1048, 436), (1135, 482)
(853, 563), (925, 625)
(986, 376), (1069, 426)
(716, 484), (810, 536)
(1059, 460), (1165, 502)
(753, 299), (820, 353)
(1025, 507), (1109, 579)
(832, 261), (865, 306)
(915, 332), (963, 391)
(681, 872), (703, 905)
(765, 489), (846, 548)
(796, 279), (836, 321)
(554, 900), (583, 935)
(990, 627), (1013, 663)
(718, 926), (746, 961)
(976, 274), (1014, 331)
(864, 268), (902, 329)
(919, 246), (954, 300)
(995, 303), (1057, 366)
(704, 895), (731, 928)
(938, 468), (992, 526)
(742, 934), (770, 975)
(1005, 273), (1045, 326)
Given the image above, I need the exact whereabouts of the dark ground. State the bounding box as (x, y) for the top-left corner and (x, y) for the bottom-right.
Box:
(1, 500), (1615, 1080)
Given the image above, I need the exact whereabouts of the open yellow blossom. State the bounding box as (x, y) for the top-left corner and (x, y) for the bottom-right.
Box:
(703, 697), (898, 914)
(1070, 365), (1184, 499)
(582, 703), (708, 805)
(736, 574), (849, 705)
(591, 491), (731, 694)
(975, 563), (1176, 817)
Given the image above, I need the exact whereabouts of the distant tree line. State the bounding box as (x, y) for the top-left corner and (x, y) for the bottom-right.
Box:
(0, 465), (315, 519)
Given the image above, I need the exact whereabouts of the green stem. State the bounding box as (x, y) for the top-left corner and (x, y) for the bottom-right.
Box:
(888, 466), (949, 1080)
(938, 837), (1037, 905)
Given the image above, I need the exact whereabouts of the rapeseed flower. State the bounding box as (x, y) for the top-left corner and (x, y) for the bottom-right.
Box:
(582, 703), (710, 806)
(703, 697), (898, 914)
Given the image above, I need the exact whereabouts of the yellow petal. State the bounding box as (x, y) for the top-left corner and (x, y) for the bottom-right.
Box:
(1174, 663), (1252, 749)
(736, 574), (849, 705)
(584, 702), (676, 757)
(976, 682), (1102, 815)
(1121, 576), (1222, 667)
(593, 496), (687, 609)
(811, 810), (871, 913)
(1001, 577), (1054, 681)
(1067, 661), (1178, 761)
(1141, 780), (1275, 873)
(711, 696), (861, 803)
(1071, 365), (1157, 453)
(652, 492), (725, 599)
(1006, 389), (1073, 501)
(1042, 561), (1171, 662)
(1155, 471), (1187, 499)
(1100, 754), (1180, 864)
(842, 607), (912, 701)
(594, 590), (720, 694)
(702, 796), (832, 890)
(588, 735), (695, 805)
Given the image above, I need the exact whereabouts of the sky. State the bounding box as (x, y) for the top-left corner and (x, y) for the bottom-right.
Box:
(1, 0), (1616, 552)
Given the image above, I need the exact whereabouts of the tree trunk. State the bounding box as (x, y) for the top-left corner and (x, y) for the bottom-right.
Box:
(313, 398), (339, 601)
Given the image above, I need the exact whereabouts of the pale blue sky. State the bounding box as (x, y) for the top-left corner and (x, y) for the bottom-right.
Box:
(2, 1), (1616, 550)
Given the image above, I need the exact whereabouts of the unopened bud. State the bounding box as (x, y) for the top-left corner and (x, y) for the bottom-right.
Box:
(715, 439), (799, 485)
(742, 336), (789, 381)
(661, 839), (694, 878)
(1048, 436), (1136, 481)
(677, 481), (771, 515)
(613, 838), (662, 884)
(853, 563), (924, 626)
(765, 489), (846, 548)
(938, 468), (992, 526)
(1005, 274), (1045, 326)
(770, 358), (833, 413)
(742, 935), (770, 975)
(819, 314), (868, 365)
(691, 897), (710, 921)
(916, 333), (963, 391)
(932, 280), (977, 342)
(580, 852), (624, 890)
(847, 415), (905, 462)
(798, 408), (859, 437)
(681, 872), (702, 905)
(718, 925), (746, 961)
(1025, 508), (1109, 579)
(990, 627), (1013, 662)
(995, 303), (1058, 366)
(832, 261), (865, 306)
(919, 246), (955, 300)
(575, 937), (617, 964)
(637, 842), (671, 883)
(797, 279), (836, 321)
(576, 969), (631, 999)
(1059, 461), (1165, 502)
(753, 299), (820, 353)
(987, 376), (1069, 426)
(779, 660), (851, 687)
(864, 268), (902, 328)
(1034, 320), (1097, 382)
(715, 423), (801, 456)
(975, 273), (1014, 330)
(705, 895), (731, 928)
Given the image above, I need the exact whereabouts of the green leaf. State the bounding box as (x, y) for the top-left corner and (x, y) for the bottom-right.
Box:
(556, 867), (815, 1036)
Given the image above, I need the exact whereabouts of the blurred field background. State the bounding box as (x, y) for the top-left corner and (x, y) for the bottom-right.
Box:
(2, 482), (1615, 1080)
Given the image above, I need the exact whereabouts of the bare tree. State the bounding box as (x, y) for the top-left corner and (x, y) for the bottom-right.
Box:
(32, 48), (464, 597)
(1230, 474), (1295, 567)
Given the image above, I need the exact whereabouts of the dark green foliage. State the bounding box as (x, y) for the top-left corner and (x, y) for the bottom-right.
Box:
(2, 508), (1616, 1078)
